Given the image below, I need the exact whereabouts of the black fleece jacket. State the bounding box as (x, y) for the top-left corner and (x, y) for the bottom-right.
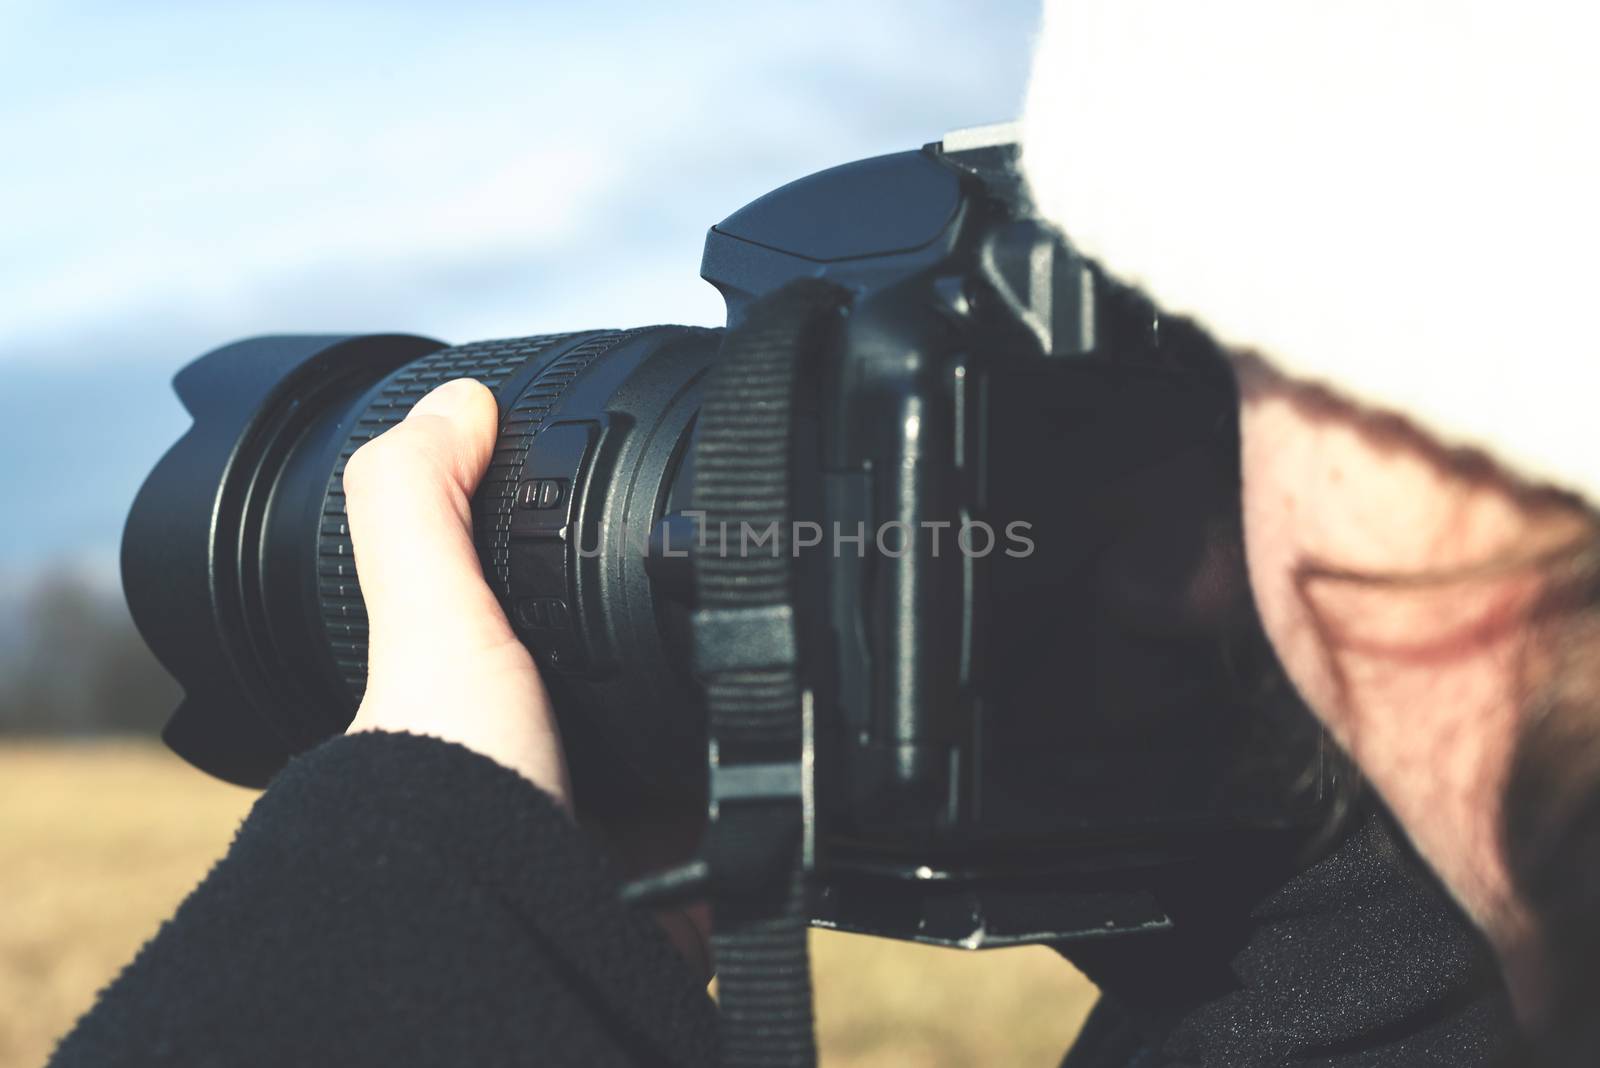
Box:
(50, 732), (718, 1067)
(1061, 814), (1514, 1067)
(51, 731), (1512, 1067)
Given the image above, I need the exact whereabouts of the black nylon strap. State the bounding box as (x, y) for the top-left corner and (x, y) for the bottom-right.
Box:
(692, 279), (850, 1068)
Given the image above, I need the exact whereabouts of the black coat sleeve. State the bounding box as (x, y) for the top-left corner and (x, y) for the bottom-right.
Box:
(49, 731), (718, 1068)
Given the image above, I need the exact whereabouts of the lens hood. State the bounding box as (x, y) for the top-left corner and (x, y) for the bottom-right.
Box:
(122, 334), (443, 785)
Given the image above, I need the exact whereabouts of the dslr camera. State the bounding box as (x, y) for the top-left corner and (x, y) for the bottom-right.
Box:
(125, 123), (1335, 1058)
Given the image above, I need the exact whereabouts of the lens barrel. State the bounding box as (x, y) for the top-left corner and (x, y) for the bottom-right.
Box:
(126, 326), (720, 809)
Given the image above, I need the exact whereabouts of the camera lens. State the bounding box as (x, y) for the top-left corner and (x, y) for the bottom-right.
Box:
(126, 326), (721, 811)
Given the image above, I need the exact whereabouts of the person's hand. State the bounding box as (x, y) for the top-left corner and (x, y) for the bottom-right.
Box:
(339, 378), (711, 979)
(341, 378), (571, 806)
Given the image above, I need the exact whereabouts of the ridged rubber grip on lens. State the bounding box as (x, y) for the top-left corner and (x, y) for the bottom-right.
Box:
(316, 334), (582, 700)
(473, 330), (639, 597)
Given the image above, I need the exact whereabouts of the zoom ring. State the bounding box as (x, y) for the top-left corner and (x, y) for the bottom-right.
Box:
(316, 334), (583, 700)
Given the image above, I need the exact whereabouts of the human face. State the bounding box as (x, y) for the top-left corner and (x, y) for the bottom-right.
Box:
(1233, 354), (1593, 1017)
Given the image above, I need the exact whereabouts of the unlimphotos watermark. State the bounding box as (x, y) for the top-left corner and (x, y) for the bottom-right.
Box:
(574, 514), (1035, 559)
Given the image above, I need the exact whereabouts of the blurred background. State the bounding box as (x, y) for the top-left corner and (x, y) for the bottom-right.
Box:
(0, 1), (1099, 1063)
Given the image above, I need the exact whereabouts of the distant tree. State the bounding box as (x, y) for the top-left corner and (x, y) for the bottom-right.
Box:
(0, 568), (177, 736)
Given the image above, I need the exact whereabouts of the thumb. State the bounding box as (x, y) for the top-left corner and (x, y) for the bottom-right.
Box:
(342, 378), (568, 801)
(342, 378), (514, 658)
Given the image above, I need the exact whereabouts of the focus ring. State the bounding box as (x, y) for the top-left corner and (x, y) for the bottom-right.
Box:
(474, 330), (640, 597)
(316, 334), (582, 700)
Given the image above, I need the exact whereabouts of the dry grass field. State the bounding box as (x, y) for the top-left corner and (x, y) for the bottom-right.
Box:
(0, 740), (1096, 1067)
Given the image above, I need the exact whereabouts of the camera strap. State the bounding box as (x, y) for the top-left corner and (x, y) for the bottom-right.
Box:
(688, 279), (851, 1067)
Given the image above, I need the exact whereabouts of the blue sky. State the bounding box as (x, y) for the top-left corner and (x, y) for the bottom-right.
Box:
(0, 0), (1039, 580)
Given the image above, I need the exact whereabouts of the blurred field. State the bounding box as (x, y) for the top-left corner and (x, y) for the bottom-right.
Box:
(0, 741), (1095, 1067)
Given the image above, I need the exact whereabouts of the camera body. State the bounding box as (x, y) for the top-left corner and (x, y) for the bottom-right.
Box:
(124, 126), (1333, 950)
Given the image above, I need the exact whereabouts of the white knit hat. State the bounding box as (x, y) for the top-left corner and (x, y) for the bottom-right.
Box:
(1020, 1), (1600, 501)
